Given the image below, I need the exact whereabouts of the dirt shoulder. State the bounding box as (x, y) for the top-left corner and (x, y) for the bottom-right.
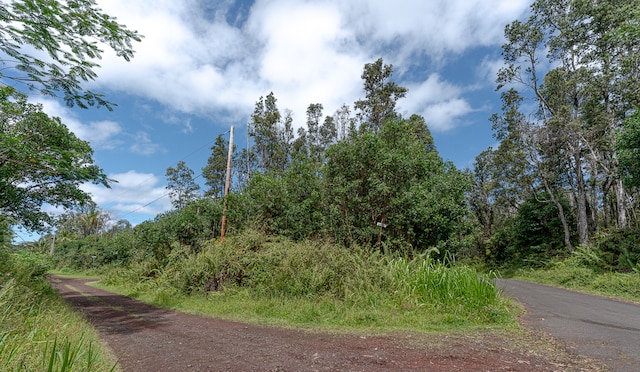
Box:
(50, 275), (602, 371)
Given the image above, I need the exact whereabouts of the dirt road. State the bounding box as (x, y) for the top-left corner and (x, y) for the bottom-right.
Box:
(51, 275), (597, 371)
(496, 279), (640, 372)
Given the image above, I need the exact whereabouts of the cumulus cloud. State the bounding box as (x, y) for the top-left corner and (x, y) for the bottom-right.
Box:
(89, 0), (529, 132)
(32, 98), (123, 149)
(340, 0), (530, 60)
(81, 171), (172, 220)
(399, 74), (474, 131)
(129, 131), (162, 156)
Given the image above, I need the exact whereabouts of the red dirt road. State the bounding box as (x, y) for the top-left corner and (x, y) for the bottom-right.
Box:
(50, 275), (599, 371)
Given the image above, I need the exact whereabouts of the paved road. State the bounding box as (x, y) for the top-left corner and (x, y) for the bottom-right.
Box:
(495, 279), (640, 372)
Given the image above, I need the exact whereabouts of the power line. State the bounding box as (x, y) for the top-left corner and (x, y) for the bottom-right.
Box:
(78, 131), (227, 223)
(120, 172), (205, 218)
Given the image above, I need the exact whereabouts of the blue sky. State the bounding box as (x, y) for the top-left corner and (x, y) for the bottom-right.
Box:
(14, 0), (534, 239)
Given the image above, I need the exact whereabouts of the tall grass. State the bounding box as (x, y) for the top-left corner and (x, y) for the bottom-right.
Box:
(514, 245), (640, 303)
(388, 255), (505, 322)
(101, 231), (513, 331)
(0, 250), (118, 371)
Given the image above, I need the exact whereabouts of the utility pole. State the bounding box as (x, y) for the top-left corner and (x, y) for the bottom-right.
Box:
(220, 126), (234, 241)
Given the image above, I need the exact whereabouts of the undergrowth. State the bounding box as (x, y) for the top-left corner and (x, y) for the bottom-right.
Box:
(514, 245), (640, 303)
(0, 249), (118, 371)
(100, 231), (514, 331)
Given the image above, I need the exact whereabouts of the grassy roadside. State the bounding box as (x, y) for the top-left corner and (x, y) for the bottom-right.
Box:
(514, 264), (640, 304)
(0, 251), (119, 372)
(93, 281), (519, 334)
(86, 233), (520, 335)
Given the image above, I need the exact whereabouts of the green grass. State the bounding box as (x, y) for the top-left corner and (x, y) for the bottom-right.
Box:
(514, 262), (640, 303)
(94, 232), (517, 334)
(0, 253), (118, 371)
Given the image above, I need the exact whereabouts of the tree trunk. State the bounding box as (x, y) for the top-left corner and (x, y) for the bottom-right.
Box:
(574, 151), (589, 244)
(615, 178), (627, 228)
(540, 173), (574, 253)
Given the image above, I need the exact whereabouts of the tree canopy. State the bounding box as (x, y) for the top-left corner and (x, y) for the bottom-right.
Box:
(0, 0), (142, 109)
(0, 86), (109, 231)
(165, 161), (201, 209)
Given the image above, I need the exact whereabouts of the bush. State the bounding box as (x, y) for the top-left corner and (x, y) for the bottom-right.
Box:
(1, 250), (116, 370)
(590, 228), (640, 272)
(103, 230), (511, 325)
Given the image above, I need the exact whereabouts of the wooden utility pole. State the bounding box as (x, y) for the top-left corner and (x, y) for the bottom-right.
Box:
(220, 126), (234, 241)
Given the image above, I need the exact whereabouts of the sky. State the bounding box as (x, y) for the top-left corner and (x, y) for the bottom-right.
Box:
(13, 0), (535, 240)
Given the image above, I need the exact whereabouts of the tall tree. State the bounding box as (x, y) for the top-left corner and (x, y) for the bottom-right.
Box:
(354, 58), (408, 131)
(333, 104), (355, 141)
(325, 118), (468, 251)
(0, 0), (141, 108)
(306, 103), (324, 162)
(249, 92), (288, 173)
(617, 111), (640, 188)
(0, 87), (109, 231)
(55, 204), (111, 239)
(165, 161), (201, 209)
(202, 134), (230, 198)
(495, 0), (640, 244)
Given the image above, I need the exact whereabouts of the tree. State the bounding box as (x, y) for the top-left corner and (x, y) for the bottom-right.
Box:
(617, 111), (640, 188)
(354, 58), (407, 131)
(202, 134), (230, 198)
(494, 0), (640, 245)
(0, 0), (142, 109)
(165, 161), (201, 209)
(55, 204), (111, 239)
(0, 86), (109, 231)
(249, 92), (288, 173)
(306, 103), (324, 162)
(235, 147), (258, 191)
(325, 117), (469, 251)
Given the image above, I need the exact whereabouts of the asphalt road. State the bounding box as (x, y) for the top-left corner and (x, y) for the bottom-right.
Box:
(495, 279), (640, 372)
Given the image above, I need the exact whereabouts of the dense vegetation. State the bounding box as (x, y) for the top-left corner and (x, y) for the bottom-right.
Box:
(0, 245), (117, 371)
(97, 231), (510, 330)
(1, 1), (140, 369)
(469, 0), (640, 267)
(1, 1), (640, 362)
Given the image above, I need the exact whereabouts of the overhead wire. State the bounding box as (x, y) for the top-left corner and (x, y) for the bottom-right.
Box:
(114, 130), (230, 219)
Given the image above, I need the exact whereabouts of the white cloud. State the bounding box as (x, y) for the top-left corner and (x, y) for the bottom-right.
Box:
(340, 0), (530, 61)
(32, 98), (123, 149)
(422, 99), (474, 132)
(81, 171), (172, 219)
(90, 0), (530, 131)
(477, 57), (507, 86)
(400, 74), (473, 131)
(129, 131), (162, 156)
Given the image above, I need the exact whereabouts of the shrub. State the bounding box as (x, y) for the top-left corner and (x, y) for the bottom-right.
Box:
(590, 229), (640, 271)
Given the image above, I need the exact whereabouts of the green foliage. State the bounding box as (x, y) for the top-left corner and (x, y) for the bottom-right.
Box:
(617, 110), (640, 188)
(250, 92), (289, 173)
(165, 160), (201, 209)
(0, 87), (110, 231)
(516, 262), (640, 304)
(482, 0), (640, 261)
(101, 230), (512, 329)
(52, 198), (223, 270)
(511, 194), (575, 256)
(481, 192), (576, 268)
(1, 252), (116, 371)
(243, 159), (326, 240)
(0, 0), (141, 109)
(325, 118), (470, 252)
(389, 256), (507, 322)
(589, 228), (640, 272)
(354, 58), (408, 131)
(202, 134), (232, 198)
